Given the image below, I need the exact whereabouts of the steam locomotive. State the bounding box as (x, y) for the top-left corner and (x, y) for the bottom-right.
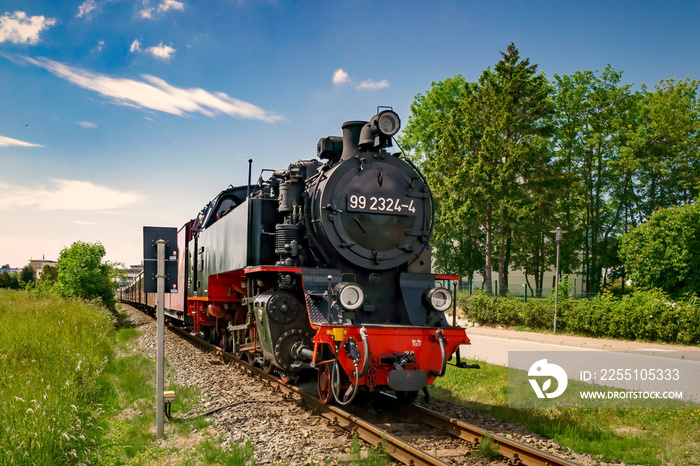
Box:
(121, 109), (470, 404)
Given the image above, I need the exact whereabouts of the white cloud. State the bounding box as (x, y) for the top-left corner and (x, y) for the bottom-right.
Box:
(139, 0), (185, 19)
(357, 79), (390, 90)
(93, 39), (105, 53)
(333, 69), (349, 86)
(158, 0), (185, 13)
(130, 40), (175, 60)
(145, 42), (175, 60)
(76, 0), (97, 18)
(0, 135), (42, 148)
(0, 179), (141, 211)
(0, 11), (57, 45)
(77, 121), (98, 128)
(23, 56), (283, 122)
(333, 69), (390, 91)
(74, 220), (98, 225)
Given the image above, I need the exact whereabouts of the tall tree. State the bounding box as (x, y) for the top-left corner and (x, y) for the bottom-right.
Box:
(404, 50), (700, 296)
(552, 67), (637, 293)
(401, 76), (486, 281)
(402, 44), (554, 295)
(626, 77), (700, 220)
(469, 44), (555, 295)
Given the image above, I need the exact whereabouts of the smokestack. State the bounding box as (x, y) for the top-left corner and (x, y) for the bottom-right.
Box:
(340, 120), (367, 162)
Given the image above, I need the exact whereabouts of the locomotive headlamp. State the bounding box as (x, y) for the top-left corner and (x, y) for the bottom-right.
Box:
(375, 110), (401, 137)
(423, 287), (452, 313)
(334, 282), (365, 311)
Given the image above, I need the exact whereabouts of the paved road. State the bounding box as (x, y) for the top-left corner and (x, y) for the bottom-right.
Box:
(453, 324), (700, 404)
(457, 323), (700, 364)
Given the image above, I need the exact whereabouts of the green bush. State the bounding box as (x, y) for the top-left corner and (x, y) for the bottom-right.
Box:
(565, 294), (609, 336)
(460, 290), (520, 326)
(55, 241), (120, 314)
(519, 299), (555, 329)
(619, 201), (700, 298)
(459, 289), (700, 345)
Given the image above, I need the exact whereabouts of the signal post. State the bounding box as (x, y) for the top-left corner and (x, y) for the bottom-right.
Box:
(143, 227), (178, 438)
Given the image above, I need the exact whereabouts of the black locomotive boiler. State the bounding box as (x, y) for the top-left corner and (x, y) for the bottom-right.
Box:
(121, 109), (470, 404)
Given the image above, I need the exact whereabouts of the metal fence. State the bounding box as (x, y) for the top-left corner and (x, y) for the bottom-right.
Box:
(440, 279), (600, 301)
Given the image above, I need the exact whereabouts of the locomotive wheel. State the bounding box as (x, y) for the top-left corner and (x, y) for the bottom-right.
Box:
(201, 326), (212, 343)
(245, 351), (255, 366)
(262, 359), (273, 374)
(317, 363), (331, 404)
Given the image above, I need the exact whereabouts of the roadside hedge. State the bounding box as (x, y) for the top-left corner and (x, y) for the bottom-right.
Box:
(458, 289), (700, 345)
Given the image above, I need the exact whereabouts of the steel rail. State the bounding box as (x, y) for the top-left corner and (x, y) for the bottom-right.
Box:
(395, 397), (580, 466)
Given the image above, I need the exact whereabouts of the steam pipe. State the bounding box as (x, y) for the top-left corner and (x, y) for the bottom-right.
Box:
(436, 328), (447, 377)
(357, 327), (370, 377)
(331, 350), (360, 406)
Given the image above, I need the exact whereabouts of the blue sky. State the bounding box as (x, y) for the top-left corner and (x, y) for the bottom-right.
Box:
(1, 0), (698, 268)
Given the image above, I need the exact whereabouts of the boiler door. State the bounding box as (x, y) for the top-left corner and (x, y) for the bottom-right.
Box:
(309, 155), (432, 270)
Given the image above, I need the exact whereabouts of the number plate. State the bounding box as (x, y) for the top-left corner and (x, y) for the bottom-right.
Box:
(347, 194), (416, 216)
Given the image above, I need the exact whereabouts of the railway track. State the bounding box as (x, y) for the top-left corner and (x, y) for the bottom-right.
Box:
(161, 320), (581, 466)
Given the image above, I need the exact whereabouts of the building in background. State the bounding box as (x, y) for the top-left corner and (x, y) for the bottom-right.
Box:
(29, 258), (57, 281)
(0, 266), (20, 276)
(117, 265), (143, 288)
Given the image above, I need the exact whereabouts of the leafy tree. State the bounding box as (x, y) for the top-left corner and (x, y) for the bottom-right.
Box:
(0, 272), (9, 288)
(19, 265), (36, 287)
(619, 201), (700, 298)
(553, 70), (700, 293)
(474, 44), (555, 296)
(626, 77), (700, 219)
(403, 47), (700, 296)
(401, 75), (486, 281)
(39, 264), (58, 283)
(3, 273), (20, 289)
(403, 44), (554, 296)
(55, 241), (118, 312)
(551, 67), (639, 293)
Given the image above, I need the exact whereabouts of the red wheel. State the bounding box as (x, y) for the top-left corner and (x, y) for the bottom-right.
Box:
(263, 359), (273, 374)
(245, 351), (255, 366)
(280, 373), (292, 384)
(317, 363), (331, 404)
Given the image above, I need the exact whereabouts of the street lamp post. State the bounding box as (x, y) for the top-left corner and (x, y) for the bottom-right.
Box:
(550, 227), (567, 334)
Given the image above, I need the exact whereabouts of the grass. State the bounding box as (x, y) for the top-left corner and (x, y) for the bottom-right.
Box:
(432, 361), (700, 465)
(473, 433), (499, 460)
(98, 311), (266, 465)
(0, 291), (273, 465)
(0, 290), (115, 465)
